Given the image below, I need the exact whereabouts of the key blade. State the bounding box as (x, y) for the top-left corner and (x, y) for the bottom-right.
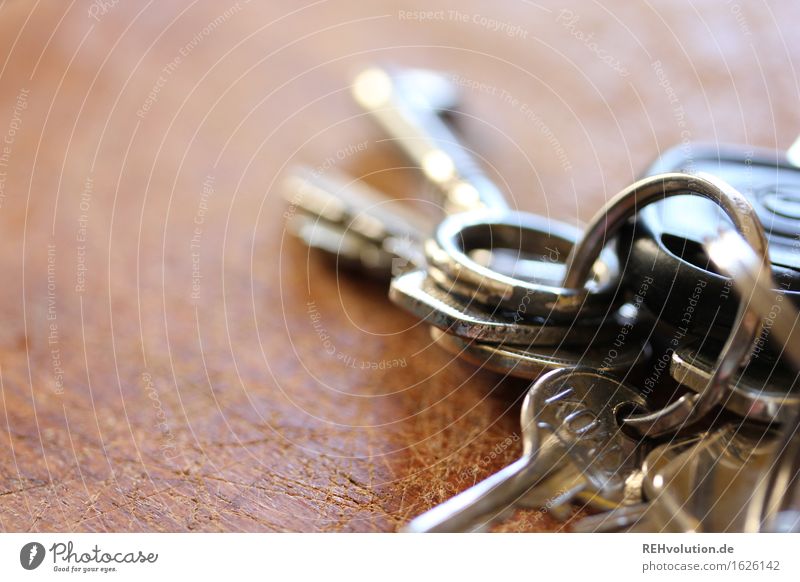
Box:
(352, 66), (508, 212)
(283, 165), (434, 244)
(286, 213), (395, 276)
(403, 454), (561, 533)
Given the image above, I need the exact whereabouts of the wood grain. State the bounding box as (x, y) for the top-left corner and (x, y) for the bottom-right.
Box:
(0, 0), (798, 532)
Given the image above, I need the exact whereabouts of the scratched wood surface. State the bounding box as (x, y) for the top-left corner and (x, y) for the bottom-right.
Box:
(0, 0), (798, 532)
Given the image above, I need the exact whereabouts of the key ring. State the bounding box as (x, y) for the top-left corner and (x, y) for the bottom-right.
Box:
(668, 228), (800, 422)
(562, 172), (769, 436)
(425, 210), (621, 321)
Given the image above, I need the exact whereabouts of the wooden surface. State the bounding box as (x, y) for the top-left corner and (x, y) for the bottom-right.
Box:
(0, 0), (798, 532)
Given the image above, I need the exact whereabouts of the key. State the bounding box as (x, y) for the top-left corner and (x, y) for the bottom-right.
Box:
(286, 67), (539, 279)
(570, 434), (705, 532)
(284, 166), (431, 277)
(622, 137), (800, 343)
(286, 212), (398, 277)
(391, 270), (634, 346)
(634, 424), (777, 532)
(352, 66), (508, 212)
(284, 167), (566, 282)
(285, 165), (435, 247)
(285, 65), (501, 276)
(403, 367), (649, 532)
(428, 327), (647, 379)
(583, 424), (777, 533)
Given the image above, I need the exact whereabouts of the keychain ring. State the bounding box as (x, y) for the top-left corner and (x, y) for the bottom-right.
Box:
(564, 173), (769, 436)
(668, 230), (800, 424)
(563, 172), (768, 287)
(426, 210), (621, 321)
(606, 177), (770, 436)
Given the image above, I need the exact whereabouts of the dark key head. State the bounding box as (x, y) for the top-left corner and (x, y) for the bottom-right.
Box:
(622, 143), (800, 341)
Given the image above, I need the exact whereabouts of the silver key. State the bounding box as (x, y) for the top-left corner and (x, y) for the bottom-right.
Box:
(391, 270), (633, 347)
(429, 327), (647, 379)
(353, 66), (508, 212)
(403, 367), (649, 532)
(286, 213), (406, 278)
(578, 424), (777, 533)
(284, 166), (431, 275)
(284, 167), (563, 281)
(285, 165), (435, 244)
(570, 435), (704, 532)
(638, 425), (776, 532)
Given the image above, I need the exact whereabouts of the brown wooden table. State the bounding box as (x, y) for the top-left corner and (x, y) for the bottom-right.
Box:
(0, 0), (798, 532)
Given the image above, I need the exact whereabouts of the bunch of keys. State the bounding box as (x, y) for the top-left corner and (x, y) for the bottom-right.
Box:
(283, 65), (800, 531)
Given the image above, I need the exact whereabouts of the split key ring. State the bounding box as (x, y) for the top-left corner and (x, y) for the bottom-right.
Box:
(564, 172), (769, 436)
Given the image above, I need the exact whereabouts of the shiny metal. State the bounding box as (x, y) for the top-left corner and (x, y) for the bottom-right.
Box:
(352, 66), (508, 212)
(284, 167), (558, 280)
(570, 435), (703, 532)
(706, 229), (800, 533)
(403, 368), (648, 532)
(284, 165), (434, 245)
(787, 134), (800, 167)
(426, 209), (621, 321)
(582, 173), (771, 436)
(752, 420), (800, 532)
(636, 425), (777, 532)
(429, 327), (646, 379)
(286, 213), (399, 277)
(571, 428), (770, 533)
(670, 340), (799, 423)
(390, 270), (633, 347)
(564, 173), (768, 287)
(705, 228), (800, 371)
(284, 166), (431, 276)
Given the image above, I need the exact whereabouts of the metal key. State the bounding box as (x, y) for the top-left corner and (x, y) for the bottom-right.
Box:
(391, 270), (635, 347)
(403, 367), (649, 532)
(625, 424), (777, 532)
(285, 65), (493, 277)
(286, 68), (545, 279)
(284, 166), (432, 276)
(570, 434), (705, 532)
(573, 425), (775, 533)
(429, 327), (647, 379)
(352, 66), (508, 212)
(284, 165), (569, 283)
